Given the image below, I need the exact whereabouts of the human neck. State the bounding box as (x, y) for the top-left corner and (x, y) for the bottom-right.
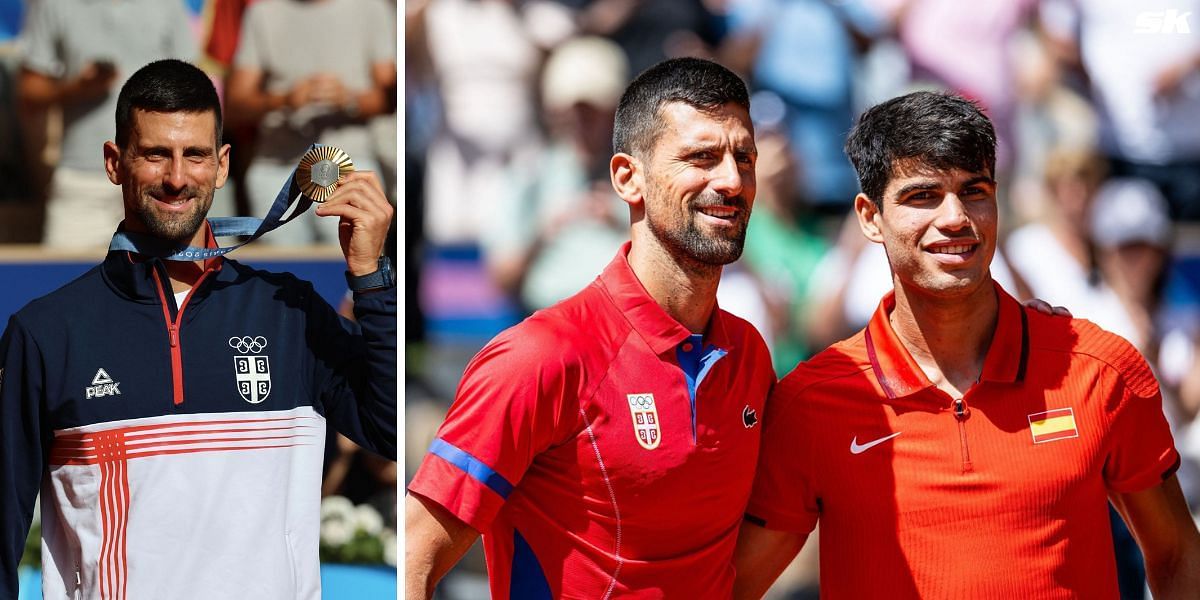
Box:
(163, 260), (205, 294)
(626, 233), (721, 334)
(888, 279), (999, 397)
(132, 224), (209, 294)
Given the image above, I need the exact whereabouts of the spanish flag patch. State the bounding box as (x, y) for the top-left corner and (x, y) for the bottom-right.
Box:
(1028, 408), (1078, 444)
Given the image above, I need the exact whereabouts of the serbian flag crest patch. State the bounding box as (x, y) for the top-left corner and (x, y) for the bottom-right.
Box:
(1028, 407), (1078, 444)
(627, 393), (661, 450)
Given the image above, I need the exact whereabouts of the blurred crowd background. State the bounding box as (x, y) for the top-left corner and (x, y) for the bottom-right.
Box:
(0, 0), (399, 571)
(402, 0), (1200, 597)
(2, 0), (1200, 596)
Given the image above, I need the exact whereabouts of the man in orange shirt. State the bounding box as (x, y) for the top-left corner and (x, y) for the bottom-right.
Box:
(734, 91), (1200, 599)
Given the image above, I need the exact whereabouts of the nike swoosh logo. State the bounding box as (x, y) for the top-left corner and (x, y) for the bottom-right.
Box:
(850, 431), (902, 454)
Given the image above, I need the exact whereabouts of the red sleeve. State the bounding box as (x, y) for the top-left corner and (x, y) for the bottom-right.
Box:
(1102, 342), (1180, 494)
(744, 377), (820, 534)
(407, 322), (582, 532)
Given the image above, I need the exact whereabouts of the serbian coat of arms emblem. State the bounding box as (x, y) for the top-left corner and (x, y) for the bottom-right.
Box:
(229, 336), (271, 404)
(626, 393), (661, 450)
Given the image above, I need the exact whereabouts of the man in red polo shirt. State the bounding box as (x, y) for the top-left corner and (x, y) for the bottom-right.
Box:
(405, 58), (775, 599)
(734, 92), (1200, 599)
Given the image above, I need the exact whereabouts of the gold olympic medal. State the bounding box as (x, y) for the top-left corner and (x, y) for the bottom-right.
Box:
(297, 145), (354, 202)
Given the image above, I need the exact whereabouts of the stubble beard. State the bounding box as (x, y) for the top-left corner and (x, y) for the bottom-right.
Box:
(646, 190), (748, 271)
(132, 185), (212, 243)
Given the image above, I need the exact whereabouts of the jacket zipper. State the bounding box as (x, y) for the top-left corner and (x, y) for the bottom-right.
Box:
(149, 267), (213, 406)
(953, 397), (973, 473)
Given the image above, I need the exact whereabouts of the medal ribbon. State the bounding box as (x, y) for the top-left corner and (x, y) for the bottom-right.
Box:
(107, 144), (323, 261)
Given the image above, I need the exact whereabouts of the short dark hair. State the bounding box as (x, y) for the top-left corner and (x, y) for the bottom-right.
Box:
(613, 57), (749, 158)
(845, 91), (996, 208)
(115, 59), (222, 148)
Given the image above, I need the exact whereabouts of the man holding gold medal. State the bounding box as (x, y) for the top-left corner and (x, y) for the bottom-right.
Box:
(0, 59), (395, 599)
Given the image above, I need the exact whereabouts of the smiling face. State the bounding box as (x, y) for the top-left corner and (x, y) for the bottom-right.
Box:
(856, 161), (997, 298)
(637, 101), (757, 269)
(104, 109), (230, 246)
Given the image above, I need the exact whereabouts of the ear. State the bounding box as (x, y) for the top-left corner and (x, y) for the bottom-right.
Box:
(103, 141), (123, 185)
(215, 143), (232, 189)
(854, 192), (885, 244)
(610, 152), (644, 210)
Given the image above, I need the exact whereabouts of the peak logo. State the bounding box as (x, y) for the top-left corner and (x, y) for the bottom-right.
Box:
(86, 368), (122, 399)
(1135, 10), (1192, 34)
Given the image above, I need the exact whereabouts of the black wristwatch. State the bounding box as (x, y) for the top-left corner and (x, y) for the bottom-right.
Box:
(345, 255), (395, 291)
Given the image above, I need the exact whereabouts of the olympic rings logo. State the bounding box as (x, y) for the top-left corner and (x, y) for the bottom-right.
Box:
(629, 394), (654, 409)
(228, 336), (268, 354)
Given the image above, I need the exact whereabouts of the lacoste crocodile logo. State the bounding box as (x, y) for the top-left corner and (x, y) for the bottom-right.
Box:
(742, 405), (758, 428)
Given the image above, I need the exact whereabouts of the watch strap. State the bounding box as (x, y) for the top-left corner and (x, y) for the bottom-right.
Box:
(346, 256), (394, 291)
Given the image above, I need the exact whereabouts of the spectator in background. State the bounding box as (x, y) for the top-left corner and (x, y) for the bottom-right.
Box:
(1007, 24), (1100, 224)
(480, 36), (628, 314)
(421, 0), (566, 246)
(324, 429), (398, 541)
(1089, 178), (1174, 355)
(1006, 148), (1143, 347)
(870, 0), (1040, 185)
(1090, 177), (1198, 597)
(569, 0), (723, 74)
(205, 0), (259, 70)
(738, 123), (830, 374)
(722, 0), (883, 211)
(1041, 0), (1200, 220)
(1088, 179), (1200, 510)
(0, 0), (28, 207)
(403, 0), (436, 373)
(225, 0), (395, 246)
(1087, 178), (1173, 364)
(362, 0), (398, 205)
(203, 0), (262, 229)
(18, 0), (195, 248)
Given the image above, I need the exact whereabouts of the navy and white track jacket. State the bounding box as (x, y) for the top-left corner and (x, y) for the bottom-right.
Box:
(0, 248), (396, 599)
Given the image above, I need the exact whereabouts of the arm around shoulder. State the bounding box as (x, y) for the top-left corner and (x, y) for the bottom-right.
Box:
(405, 492), (480, 600)
(732, 519), (808, 600)
(1111, 474), (1200, 599)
